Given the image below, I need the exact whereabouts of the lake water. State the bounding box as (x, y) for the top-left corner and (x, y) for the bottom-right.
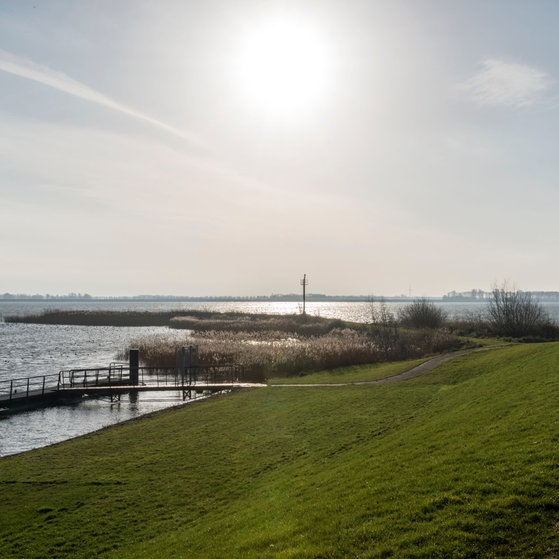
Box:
(1, 299), (557, 457)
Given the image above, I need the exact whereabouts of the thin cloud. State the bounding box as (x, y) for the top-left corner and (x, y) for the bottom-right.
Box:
(459, 58), (550, 108)
(0, 49), (203, 146)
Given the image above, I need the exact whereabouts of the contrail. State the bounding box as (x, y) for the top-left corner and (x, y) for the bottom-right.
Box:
(0, 49), (204, 147)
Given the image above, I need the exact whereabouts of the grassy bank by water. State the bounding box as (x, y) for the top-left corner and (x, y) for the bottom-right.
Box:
(1, 344), (558, 557)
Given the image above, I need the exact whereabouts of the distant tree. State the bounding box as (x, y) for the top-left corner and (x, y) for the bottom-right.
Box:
(398, 298), (446, 329)
(487, 283), (554, 338)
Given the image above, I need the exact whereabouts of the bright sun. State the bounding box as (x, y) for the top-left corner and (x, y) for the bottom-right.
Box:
(233, 15), (331, 119)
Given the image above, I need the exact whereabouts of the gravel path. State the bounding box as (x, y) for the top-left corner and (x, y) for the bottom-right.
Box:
(270, 347), (498, 388)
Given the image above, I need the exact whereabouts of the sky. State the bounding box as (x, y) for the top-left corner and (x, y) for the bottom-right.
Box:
(2, 0), (559, 297)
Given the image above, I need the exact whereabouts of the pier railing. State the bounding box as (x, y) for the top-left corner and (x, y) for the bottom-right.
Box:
(0, 346), (248, 413)
(0, 373), (60, 403)
(57, 364), (242, 389)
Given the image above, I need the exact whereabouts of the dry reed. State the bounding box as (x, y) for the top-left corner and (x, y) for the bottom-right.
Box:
(126, 327), (465, 381)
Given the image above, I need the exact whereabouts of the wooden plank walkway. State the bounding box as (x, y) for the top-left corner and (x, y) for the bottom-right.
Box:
(58, 383), (265, 393)
(56, 382), (265, 397)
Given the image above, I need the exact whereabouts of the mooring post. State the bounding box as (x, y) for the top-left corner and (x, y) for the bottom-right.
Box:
(177, 347), (186, 385)
(187, 346), (198, 384)
(129, 349), (139, 385)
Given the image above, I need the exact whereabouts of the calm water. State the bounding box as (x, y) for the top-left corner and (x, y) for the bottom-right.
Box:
(1, 299), (558, 457)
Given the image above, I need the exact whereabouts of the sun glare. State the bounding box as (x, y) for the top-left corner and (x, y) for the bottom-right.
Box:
(233, 15), (331, 120)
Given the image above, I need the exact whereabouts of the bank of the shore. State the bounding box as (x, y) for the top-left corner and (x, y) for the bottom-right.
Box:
(1, 343), (558, 558)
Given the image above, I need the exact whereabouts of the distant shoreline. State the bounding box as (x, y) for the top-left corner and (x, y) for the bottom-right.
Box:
(3, 292), (559, 303)
(0, 295), (420, 303)
(0, 294), (481, 303)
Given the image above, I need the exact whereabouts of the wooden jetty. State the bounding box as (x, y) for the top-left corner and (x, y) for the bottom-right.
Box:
(0, 348), (265, 415)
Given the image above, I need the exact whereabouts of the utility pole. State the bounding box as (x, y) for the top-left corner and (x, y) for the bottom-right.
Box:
(300, 274), (309, 315)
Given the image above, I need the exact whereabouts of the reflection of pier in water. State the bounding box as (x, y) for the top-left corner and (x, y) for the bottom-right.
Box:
(0, 348), (264, 415)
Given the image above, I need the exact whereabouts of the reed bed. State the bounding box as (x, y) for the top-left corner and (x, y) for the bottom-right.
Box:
(6, 310), (180, 326)
(7, 310), (346, 333)
(169, 313), (345, 335)
(127, 327), (465, 381)
(9, 308), (468, 379)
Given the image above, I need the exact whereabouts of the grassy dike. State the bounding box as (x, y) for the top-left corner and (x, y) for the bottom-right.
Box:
(1, 344), (558, 558)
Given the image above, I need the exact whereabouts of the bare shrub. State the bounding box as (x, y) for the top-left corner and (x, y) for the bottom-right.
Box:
(398, 298), (447, 329)
(447, 311), (492, 338)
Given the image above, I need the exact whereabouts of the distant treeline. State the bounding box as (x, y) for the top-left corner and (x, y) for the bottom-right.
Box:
(443, 290), (559, 302)
(0, 293), (414, 302)
(4, 291), (559, 302)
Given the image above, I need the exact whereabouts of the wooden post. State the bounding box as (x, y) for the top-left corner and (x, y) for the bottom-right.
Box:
(129, 349), (139, 385)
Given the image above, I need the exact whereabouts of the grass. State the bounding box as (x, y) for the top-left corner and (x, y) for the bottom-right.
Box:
(268, 357), (431, 384)
(1, 343), (558, 557)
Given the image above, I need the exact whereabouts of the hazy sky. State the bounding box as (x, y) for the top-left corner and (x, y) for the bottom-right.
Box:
(2, 1), (559, 297)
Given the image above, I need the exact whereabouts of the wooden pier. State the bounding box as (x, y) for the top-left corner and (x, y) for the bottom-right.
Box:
(0, 350), (264, 415)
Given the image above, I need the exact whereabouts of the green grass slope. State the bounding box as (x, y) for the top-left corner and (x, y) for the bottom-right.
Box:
(1, 344), (558, 558)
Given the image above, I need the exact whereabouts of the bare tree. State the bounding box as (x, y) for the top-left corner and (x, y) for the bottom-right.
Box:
(368, 296), (399, 355)
(487, 283), (553, 337)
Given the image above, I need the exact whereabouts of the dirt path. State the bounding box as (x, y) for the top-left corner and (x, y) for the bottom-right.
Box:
(270, 347), (499, 388)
